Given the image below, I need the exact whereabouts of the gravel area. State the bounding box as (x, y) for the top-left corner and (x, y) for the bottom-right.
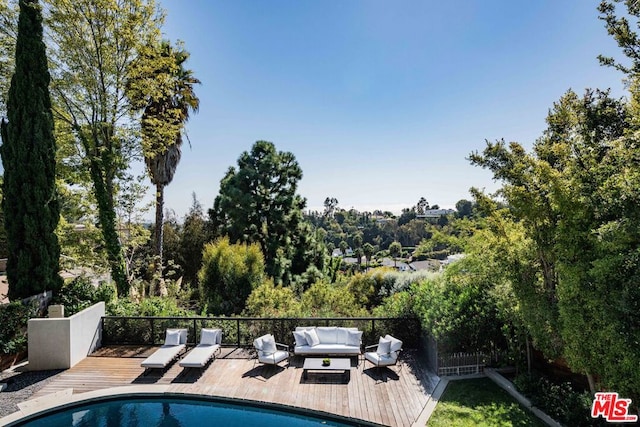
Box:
(0, 365), (63, 418)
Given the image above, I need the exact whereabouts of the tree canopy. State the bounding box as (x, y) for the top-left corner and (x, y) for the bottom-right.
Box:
(209, 140), (325, 288)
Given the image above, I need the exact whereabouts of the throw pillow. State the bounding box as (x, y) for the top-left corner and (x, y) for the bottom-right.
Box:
(346, 330), (362, 347)
(293, 330), (308, 347)
(304, 329), (320, 347)
(376, 337), (392, 355)
(253, 336), (264, 351)
(200, 328), (218, 345)
(164, 329), (181, 346)
(261, 335), (277, 353)
(384, 334), (403, 353)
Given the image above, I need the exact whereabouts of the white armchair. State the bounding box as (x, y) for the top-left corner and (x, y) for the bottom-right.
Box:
(253, 334), (289, 367)
(363, 334), (403, 372)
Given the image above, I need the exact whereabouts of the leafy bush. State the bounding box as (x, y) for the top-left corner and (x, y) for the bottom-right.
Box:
(52, 276), (116, 316)
(199, 237), (265, 315)
(0, 302), (35, 354)
(513, 373), (599, 426)
(243, 280), (302, 317)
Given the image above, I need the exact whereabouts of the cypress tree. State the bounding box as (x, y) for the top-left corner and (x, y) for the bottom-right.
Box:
(0, 0), (62, 300)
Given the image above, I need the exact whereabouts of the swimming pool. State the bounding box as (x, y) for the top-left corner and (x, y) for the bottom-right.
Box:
(8, 395), (379, 427)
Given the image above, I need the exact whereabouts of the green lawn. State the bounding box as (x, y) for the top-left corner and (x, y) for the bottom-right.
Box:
(427, 378), (547, 427)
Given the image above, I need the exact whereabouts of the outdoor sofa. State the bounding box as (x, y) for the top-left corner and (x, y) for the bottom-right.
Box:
(292, 326), (362, 356)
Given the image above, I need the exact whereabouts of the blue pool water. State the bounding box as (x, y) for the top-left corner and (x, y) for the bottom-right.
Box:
(13, 397), (370, 427)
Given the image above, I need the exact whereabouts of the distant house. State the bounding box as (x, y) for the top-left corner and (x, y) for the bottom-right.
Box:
(416, 209), (455, 219)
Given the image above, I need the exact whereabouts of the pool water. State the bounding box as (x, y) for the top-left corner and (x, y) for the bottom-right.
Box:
(14, 397), (365, 427)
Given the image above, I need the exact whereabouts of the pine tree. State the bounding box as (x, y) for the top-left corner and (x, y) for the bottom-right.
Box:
(0, 0), (62, 300)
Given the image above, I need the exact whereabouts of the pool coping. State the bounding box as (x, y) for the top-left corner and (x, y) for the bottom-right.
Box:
(0, 385), (386, 427)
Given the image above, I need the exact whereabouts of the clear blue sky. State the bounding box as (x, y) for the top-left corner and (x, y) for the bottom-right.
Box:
(157, 0), (626, 219)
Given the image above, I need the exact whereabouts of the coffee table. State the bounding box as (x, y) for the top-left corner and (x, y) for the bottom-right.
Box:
(302, 357), (351, 381)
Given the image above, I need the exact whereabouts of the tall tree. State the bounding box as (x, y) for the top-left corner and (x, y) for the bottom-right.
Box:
(210, 141), (322, 286)
(45, 0), (164, 296)
(470, 89), (640, 401)
(126, 40), (199, 278)
(0, 0), (62, 300)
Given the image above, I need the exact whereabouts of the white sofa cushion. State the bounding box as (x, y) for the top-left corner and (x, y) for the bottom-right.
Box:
(261, 335), (277, 353)
(296, 344), (359, 355)
(384, 334), (403, 353)
(304, 329), (320, 347)
(365, 351), (398, 367)
(316, 327), (337, 343)
(377, 337), (392, 355)
(293, 330), (308, 346)
(336, 328), (348, 344)
(253, 336), (264, 351)
(347, 330), (362, 347)
(164, 329), (181, 346)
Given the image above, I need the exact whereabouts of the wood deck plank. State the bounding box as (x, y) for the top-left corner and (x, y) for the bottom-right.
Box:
(29, 347), (437, 427)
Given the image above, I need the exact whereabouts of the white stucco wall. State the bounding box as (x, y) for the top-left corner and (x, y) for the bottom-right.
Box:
(28, 302), (105, 371)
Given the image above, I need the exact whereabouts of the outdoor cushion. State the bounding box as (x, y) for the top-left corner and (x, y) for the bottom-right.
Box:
(294, 344), (359, 355)
(164, 329), (181, 346)
(141, 343), (185, 369)
(293, 330), (308, 347)
(376, 337), (392, 355)
(365, 351), (398, 367)
(347, 330), (362, 347)
(261, 335), (277, 353)
(384, 334), (402, 353)
(335, 328), (349, 344)
(179, 342), (220, 368)
(304, 329), (320, 347)
(316, 327), (337, 343)
(200, 328), (219, 345)
(253, 336), (264, 351)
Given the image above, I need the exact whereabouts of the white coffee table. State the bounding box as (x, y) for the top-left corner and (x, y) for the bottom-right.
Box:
(302, 357), (351, 381)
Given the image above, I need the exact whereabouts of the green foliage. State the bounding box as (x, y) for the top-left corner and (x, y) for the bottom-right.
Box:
(0, 301), (34, 354)
(210, 141), (325, 287)
(52, 276), (116, 316)
(428, 378), (547, 427)
(1, 0), (62, 300)
(46, 0), (165, 296)
(470, 87), (640, 400)
(126, 39), (199, 274)
(106, 296), (194, 317)
(243, 280), (302, 317)
(300, 281), (368, 317)
(513, 374), (597, 426)
(198, 237), (265, 315)
(179, 194), (208, 287)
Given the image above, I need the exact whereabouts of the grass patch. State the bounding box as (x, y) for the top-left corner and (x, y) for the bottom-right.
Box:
(427, 378), (547, 427)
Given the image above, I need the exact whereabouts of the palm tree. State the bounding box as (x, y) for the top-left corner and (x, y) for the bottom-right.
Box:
(127, 41), (200, 281)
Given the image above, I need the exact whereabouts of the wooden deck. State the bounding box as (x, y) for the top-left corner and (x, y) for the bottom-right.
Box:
(31, 346), (438, 427)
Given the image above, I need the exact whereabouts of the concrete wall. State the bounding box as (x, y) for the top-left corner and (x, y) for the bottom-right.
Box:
(28, 302), (105, 370)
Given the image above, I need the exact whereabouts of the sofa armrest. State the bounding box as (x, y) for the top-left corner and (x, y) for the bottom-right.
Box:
(365, 344), (378, 351)
(276, 342), (289, 352)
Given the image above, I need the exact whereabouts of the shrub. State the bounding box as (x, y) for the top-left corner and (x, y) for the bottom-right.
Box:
(52, 276), (116, 316)
(0, 301), (35, 354)
(513, 373), (599, 426)
(199, 237), (265, 315)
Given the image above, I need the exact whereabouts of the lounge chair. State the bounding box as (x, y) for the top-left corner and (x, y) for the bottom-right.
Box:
(253, 333), (289, 367)
(179, 328), (222, 368)
(363, 334), (403, 373)
(141, 328), (188, 371)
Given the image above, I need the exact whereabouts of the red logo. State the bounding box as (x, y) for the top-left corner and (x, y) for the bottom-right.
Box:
(591, 392), (638, 423)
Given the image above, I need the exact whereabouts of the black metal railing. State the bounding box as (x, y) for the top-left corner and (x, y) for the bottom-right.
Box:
(101, 315), (421, 348)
